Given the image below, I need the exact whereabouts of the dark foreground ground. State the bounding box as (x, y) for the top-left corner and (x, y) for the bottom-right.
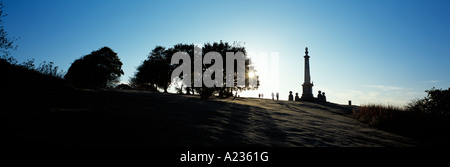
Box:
(3, 89), (416, 147)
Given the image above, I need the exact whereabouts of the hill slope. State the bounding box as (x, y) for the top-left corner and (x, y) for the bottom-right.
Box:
(4, 89), (415, 147)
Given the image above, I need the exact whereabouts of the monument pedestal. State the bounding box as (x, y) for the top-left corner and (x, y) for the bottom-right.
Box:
(301, 83), (314, 100)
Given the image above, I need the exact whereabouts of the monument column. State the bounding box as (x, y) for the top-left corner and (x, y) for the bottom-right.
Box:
(301, 47), (314, 100)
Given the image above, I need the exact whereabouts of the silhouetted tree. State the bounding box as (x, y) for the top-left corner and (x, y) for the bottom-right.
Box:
(133, 46), (172, 92)
(0, 1), (17, 59)
(65, 47), (123, 88)
(196, 41), (259, 99)
(407, 87), (450, 117)
(170, 41), (259, 99)
(169, 43), (196, 94)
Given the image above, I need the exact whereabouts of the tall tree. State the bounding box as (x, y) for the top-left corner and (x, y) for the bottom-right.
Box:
(202, 41), (258, 97)
(133, 46), (172, 92)
(170, 43), (196, 94)
(65, 47), (123, 88)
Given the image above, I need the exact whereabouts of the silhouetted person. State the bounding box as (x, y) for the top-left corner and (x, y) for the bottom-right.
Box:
(318, 90), (323, 101)
(295, 92), (300, 101)
(322, 92), (326, 102)
(276, 92), (279, 101)
(258, 93), (261, 98)
(271, 92), (274, 100)
(288, 91), (293, 101)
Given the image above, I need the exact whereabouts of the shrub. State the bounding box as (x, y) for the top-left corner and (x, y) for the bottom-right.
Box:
(353, 104), (407, 128)
(353, 88), (450, 146)
(36, 61), (65, 78)
(1, 57), (67, 90)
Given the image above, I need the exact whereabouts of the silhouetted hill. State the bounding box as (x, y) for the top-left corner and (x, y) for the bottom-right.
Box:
(1, 58), (418, 147)
(4, 88), (415, 147)
(0, 59), (68, 90)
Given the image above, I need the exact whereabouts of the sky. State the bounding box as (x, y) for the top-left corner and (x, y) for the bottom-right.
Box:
(3, 0), (450, 106)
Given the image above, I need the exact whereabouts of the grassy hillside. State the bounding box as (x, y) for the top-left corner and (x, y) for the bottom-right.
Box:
(4, 88), (415, 147)
(1, 58), (421, 147)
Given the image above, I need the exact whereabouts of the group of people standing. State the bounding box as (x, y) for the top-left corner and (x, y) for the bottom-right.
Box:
(259, 91), (327, 102)
(317, 90), (326, 102)
(288, 91), (300, 101)
(286, 90), (326, 102)
(258, 92), (279, 101)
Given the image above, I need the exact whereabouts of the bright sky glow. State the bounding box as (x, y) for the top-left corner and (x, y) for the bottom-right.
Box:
(3, 0), (450, 105)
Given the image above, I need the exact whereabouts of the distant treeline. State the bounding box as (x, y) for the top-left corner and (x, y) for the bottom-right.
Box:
(2, 41), (259, 99)
(129, 42), (259, 99)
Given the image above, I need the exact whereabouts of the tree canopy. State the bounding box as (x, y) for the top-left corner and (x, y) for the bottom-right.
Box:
(407, 87), (450, 117)
(65, 47), (124, 88)
(132, 46), (172, 92)
(200, 41), (259, 97)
